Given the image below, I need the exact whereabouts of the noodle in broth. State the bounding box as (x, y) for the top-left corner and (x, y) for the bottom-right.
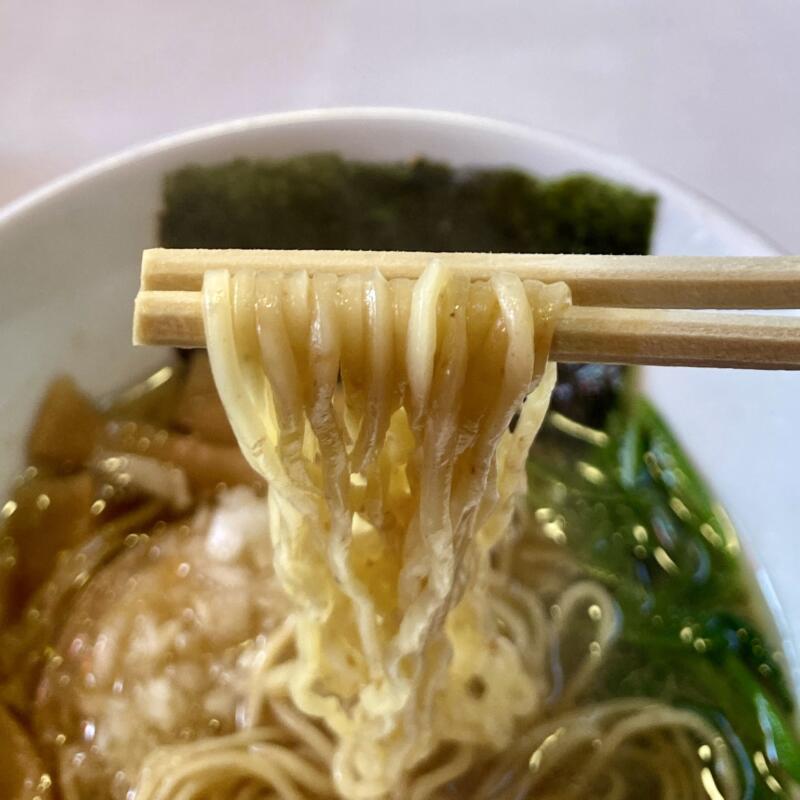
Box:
(193, 263), (568, 797)
(131, 262), (736, 799)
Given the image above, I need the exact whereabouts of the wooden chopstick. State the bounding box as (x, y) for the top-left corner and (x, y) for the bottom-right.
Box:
(554, 307), (800, 370)
(141, 248), (800, 309)
(133, 290), (800, 370)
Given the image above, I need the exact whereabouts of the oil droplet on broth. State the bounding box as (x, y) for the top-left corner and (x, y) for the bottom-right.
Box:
(1, 499), (17, 518)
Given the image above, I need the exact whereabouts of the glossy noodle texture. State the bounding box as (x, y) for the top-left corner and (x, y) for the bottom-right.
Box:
(182, 262), (567, 798)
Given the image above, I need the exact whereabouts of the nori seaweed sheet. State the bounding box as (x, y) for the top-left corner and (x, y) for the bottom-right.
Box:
(159, 153), (657, 426)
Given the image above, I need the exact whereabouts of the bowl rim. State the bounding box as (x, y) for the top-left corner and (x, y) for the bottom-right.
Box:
(0, 106), (781, 257)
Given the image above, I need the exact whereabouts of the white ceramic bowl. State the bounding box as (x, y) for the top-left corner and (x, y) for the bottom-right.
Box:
(1, 108), (797, 660)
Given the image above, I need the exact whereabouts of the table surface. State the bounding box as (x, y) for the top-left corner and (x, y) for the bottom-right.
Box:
(3, 0), (800, 251)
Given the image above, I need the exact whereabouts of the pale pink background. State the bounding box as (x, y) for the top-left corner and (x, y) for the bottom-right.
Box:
(2, 0), (800, 249)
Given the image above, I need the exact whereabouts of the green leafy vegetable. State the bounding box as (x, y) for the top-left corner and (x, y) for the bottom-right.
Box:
(757, 692), (800, 782)
(528, 391), (800, 797)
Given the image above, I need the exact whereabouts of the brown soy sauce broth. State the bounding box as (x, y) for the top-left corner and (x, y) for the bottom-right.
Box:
(0, 356), (271, 798)
(1, 357), (795, 799)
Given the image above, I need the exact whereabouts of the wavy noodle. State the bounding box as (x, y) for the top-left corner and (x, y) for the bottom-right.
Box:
(130, 261), (741, 800)
(469, 698), (740, 800)
(184, 262), (565, 798)
(135, 727), (334, 800)
(405, 745), (474, 800)
(550, 580), (620, 707)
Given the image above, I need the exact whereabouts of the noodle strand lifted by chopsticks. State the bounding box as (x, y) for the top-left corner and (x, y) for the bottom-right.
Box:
(131, 260), (741, 800)
(198, 262), (568, 798)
